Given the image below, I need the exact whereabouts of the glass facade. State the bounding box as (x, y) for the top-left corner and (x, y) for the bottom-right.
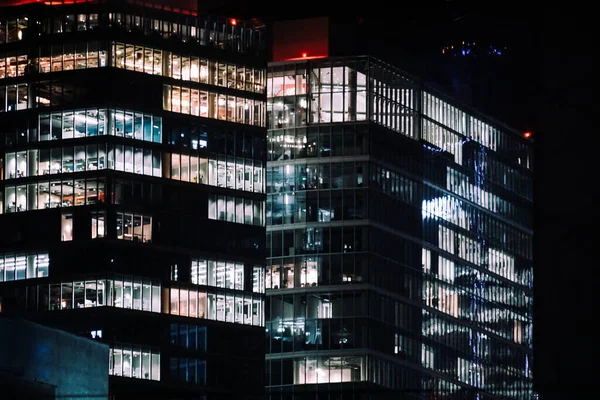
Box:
(266, 57), (533, 399)
(0, 1), (266, 399)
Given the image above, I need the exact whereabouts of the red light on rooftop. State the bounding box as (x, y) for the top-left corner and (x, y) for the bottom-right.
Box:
(229, 18), (237, 26)
(524, 132), (532, 138)
(302, 52), (308, 58)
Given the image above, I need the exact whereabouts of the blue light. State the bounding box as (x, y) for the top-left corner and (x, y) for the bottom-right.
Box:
(422, 143), (445, 153)
(462, 50), (466, 56)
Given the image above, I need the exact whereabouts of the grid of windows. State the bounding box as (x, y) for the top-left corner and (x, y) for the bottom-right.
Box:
(423, 91), (533, 170)
(0, 2), (267, 397)
(267, 161), (368, 226)
(266, 56), (533, 399)
(266, 225), (369, 289)
(105, 10), (264, 55)
(31, 108), (162, 142)
(5, 144), (109, 178)
(32, 9), (264, 56)
(267, 59), (417, 136)
(268, 124), (369, 162)
(3, 128), (266, 197)
(2, 177), (105, 213)
(113, 42), (264, 93)
(268, 63), (368, 129)
(34, 41), (107, 73)
(18, 275), (161, 312)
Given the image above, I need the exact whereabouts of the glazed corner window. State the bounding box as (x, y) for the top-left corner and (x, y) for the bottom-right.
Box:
(116, 212), (152, 243)
(61, 212), (73, 241)
(91, 211), (105, 239)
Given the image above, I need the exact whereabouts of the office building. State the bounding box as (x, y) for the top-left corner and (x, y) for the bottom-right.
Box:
(265, 17), (533, 399)
(0, 0), (267, 399)
(0, 316), (109, 400)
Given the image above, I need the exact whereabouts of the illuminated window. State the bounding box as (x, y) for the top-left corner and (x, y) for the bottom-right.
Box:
(91, 211), (105, 239)
(61, 213), (73, 241)
(109, 344), (160, 381)
(0, 252), (49, 282)
(116, 212), (152, 243)
(167, 286), (263, 327)
(294, 356), (366, 384)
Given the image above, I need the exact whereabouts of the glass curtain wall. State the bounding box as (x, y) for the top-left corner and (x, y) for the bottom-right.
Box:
(265, 56), (534, 399)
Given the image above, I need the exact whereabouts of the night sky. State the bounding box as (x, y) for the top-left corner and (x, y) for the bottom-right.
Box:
(214, 1), (595, 397)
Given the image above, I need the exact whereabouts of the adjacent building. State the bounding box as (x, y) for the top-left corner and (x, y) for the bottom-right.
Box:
(265, 18), (534, 399)
(0, 1), (267, 399)
(0, 316), (109, 400)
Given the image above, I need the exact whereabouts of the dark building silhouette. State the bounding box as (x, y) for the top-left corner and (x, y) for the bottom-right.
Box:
(415, 10), (538, 133)
(0, 317), (109, 399)
(0, 0), (267, 398)
(265, 17), (534, 400)
(533, 7), (595, 400)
